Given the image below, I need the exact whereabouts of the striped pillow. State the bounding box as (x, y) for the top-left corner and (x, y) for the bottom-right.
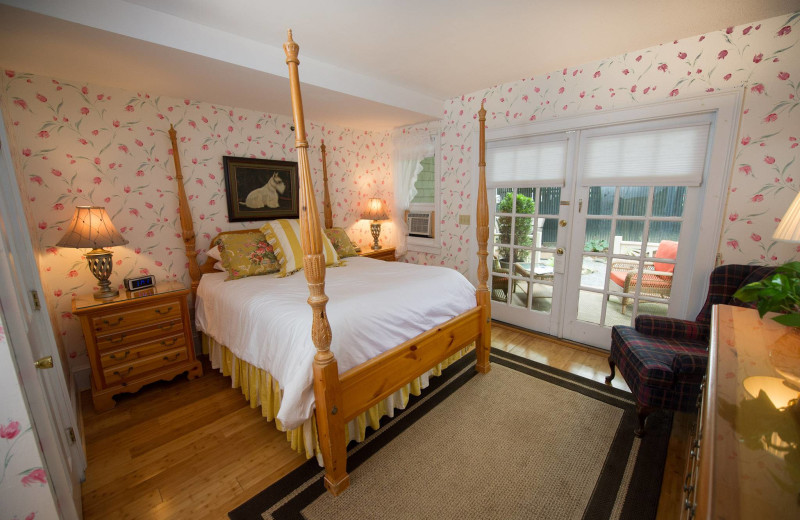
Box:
(260, 219), (339, 276)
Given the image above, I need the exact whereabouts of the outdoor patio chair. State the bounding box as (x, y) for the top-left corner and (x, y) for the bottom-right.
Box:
(605, 264), (775, 437)
(609, 240), (678, 313)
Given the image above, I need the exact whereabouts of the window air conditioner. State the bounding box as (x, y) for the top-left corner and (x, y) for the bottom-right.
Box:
(406, 211), (434, 238)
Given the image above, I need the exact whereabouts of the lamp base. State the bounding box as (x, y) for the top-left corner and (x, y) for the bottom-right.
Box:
(86, 248), (119, 300)
(370, 221), (382, 250)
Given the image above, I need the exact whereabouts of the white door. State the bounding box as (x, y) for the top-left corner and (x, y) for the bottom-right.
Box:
(561, 184), (701, 347)
(483, 94), (741, 350)
(0, 112), (84, 519)
(490, 185), (569, 336)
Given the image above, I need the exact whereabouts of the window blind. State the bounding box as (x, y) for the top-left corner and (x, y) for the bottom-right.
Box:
(580, 120), (711, 187)
(486, 135), (568, 188)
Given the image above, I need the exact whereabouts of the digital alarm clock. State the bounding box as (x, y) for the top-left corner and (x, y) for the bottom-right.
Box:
(123, 275), (156, 291)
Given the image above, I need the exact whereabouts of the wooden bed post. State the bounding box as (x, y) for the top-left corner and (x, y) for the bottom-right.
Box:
(168, 124), (201, 300)
(475, 104), (492, 373)
(321, 140), (333, 229)
(284, 30), (349, 496)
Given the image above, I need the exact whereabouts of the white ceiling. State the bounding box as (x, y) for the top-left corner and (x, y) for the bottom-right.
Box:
(1, 0), (798, 131)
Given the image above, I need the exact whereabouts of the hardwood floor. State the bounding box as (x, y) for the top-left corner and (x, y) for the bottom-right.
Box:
(80, 323), (690, 519)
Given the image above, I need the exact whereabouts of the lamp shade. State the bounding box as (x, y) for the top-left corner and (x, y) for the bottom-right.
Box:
(773, 192), (800, 242)
(361, 198), (389, 221)
(56, 206), (129, 249)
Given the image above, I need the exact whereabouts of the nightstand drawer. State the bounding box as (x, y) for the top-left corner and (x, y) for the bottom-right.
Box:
(91, 300), (182, 334)
(102, 346), (188, 386)
(100, 333), (186, 368)
(95, 318), (183, 351)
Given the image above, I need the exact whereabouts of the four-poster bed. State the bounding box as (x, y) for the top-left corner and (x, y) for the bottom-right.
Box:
(168, 31), (491, 496)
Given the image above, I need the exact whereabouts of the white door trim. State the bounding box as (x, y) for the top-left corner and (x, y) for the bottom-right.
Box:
(473, 90), (744, 341)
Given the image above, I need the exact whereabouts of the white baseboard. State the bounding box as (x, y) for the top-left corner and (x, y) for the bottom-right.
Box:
(72, 366), (91, 392)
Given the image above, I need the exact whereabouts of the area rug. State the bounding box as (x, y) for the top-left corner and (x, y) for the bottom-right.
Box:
(229, 349), (672, 520)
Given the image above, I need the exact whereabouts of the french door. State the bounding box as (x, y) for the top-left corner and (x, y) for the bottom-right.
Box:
(484, 95), (741, 350)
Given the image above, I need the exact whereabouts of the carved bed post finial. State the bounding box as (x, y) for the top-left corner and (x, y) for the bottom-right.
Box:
(321, 140), (333, 229)
(284, 29), (349, 496)
(475, 103), (491, 374)
(168, 124), (201, 300)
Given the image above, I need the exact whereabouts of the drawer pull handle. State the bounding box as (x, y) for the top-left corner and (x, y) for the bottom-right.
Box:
(103, 317), (124, 327)
(109, 334), (126, 344)
(163, 354), (181, 362)
(159, 323), (175, 331)
(110, 350), (130, 361)
(161, 338), (178, 347)
(155, 307), (173, 315)
(113, 367), (134, 378)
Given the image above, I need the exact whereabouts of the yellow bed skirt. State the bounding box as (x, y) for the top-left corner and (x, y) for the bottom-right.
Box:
(201, 334), (468, 462)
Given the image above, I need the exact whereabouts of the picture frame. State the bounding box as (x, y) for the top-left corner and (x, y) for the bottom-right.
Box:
(222, 156), (299, 222)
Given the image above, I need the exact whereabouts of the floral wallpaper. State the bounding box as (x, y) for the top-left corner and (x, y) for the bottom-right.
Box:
(0, 307), (60, 520)
(405, 11), (800, 275)
(0, 75), (391, 373)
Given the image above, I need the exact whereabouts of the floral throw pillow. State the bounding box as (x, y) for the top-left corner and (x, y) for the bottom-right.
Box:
(215, 231), (280, 280)
(324, 227), (359, 258)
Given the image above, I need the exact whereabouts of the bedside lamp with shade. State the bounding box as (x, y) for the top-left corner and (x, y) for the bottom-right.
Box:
(56, 206), (128, 300)
(361, 197), (390, 250)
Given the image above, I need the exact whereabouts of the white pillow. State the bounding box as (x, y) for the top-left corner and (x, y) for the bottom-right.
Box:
(260, 219), (339, 276)
(214, 261), (225, 271)
(207, 245), (222, 261)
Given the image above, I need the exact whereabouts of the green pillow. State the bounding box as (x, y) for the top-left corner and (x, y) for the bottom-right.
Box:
(324, 227), (359, 258)
(216, 231), (280, 280)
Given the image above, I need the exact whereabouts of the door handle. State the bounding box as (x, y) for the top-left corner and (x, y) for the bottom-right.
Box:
(559, 220), (567, 227)
(556, 248), (565, 255)
(34, 356), (54, 369)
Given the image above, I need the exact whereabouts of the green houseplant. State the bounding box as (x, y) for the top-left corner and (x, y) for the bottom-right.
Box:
(733, 261), (800, 327)
(496, 192), (535, 263)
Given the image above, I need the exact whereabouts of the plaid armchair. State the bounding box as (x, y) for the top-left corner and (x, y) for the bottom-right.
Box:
(606, 264), (775, 436)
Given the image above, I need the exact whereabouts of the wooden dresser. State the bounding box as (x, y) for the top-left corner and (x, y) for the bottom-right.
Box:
(73, 281), (202, 412)
(359, 247), (396, 261)
(682, 304), (800, 519)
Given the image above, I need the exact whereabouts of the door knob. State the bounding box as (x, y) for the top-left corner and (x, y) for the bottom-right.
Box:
(34, 356), (54, 369)
(556, 248), (565, 255)
(559, 220), (567, 227)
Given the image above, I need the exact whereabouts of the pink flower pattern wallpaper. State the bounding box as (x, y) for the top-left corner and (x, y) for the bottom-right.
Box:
(405, 11), (800, 274)
(0, 10), (799, 372)
(0, 312), (59, 520)
(0, 77), (390, 372)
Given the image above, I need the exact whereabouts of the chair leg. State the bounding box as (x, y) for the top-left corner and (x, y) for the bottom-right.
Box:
(604, 357), (616, 384)
(634, 404), (653, 438)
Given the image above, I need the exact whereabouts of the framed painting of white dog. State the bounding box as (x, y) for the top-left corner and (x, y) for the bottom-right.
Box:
(222, 156), (299, 222)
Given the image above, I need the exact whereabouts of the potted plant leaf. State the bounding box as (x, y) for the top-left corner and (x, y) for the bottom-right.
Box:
(733, 261), (800, 327)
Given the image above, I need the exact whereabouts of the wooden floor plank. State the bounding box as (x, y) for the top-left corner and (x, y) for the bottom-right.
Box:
(80, 324), (689, 519)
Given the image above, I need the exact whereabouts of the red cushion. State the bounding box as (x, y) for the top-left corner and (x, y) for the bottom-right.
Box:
(653, 240), (678, 273)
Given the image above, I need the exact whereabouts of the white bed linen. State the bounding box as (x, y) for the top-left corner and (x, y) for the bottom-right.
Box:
(195, 256), (476, 429)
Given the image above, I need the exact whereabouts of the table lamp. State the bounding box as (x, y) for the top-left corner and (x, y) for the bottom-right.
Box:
(361, 198), (389, 250)
(56, 206), (128, 299)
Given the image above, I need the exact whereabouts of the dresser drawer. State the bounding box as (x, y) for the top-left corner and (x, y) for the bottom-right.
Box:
(91, 300), (182, 334)
(102, 346), (188, 386)
(99, 333), (186, 368)
(95, 318), (183, 351)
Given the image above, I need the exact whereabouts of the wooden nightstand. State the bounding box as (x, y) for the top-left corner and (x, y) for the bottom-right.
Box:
(73, 281), (202, 412)
(359, 247), (396, 261)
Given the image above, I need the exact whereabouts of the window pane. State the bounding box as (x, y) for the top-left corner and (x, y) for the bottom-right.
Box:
(587, 186), (615, 215)
(494, 216), (510, 245)
(577, 290), (603, 324)
(612, 220), (645, 256)
(585, 219), (612, 252)
(618, 186), (648, 216)
(410, 156), (435, 204)
(513, 216), (536, 247)
(538, 187), (561, 215)
(581, 256), (608, 290)
(495, 188), (513, 213)
(517, 188), (535, 211)
(652, 186), (687, 217)
(649, 221), (681, 255)
(540, 218), (559, 247)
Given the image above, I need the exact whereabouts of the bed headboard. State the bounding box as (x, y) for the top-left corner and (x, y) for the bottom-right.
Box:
(168, 127), (335, 297)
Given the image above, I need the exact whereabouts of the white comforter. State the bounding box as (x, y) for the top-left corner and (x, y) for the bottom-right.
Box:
(195, 256), (476, 429)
